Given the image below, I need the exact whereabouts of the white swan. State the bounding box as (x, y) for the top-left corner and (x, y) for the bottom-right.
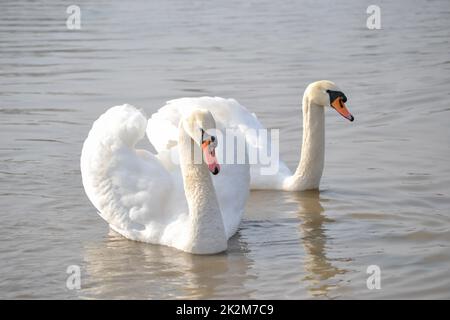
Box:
(80, 104), (246, 254)
(147, 80), (354, 191)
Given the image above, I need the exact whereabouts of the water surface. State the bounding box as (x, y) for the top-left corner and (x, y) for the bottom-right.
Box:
(1, 0), (450, 299)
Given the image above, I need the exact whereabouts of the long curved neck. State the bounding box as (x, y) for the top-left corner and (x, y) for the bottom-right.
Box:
(178, 125), (227, 254)
(289, 93), (325, 190)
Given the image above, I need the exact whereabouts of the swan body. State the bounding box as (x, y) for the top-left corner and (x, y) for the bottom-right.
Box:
(81, 104), (245, 254)
(147, 80), (353, 192)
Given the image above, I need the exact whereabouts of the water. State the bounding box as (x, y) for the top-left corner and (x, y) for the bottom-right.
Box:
(1, 0), (450, 299)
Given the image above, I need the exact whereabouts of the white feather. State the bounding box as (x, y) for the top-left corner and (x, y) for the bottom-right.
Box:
(80, 104), (245, 254)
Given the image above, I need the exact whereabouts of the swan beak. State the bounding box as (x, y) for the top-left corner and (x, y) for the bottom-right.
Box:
(331, 97), (354, 122)
(202, 141), (220, 175)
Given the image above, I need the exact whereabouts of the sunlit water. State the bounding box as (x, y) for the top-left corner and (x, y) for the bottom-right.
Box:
(1, 0), (450, 299)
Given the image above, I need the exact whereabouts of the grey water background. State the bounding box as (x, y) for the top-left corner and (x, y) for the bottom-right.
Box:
(1, 0), (450, 299)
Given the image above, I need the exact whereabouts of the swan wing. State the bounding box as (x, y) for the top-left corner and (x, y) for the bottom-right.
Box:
(147, 97), (263, 153)
(147, 96), (291, 192)
(80, 104), (188, 246)
(147, 97), (255, 237)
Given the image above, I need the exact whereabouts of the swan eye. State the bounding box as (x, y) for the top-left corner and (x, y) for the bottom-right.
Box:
(200, 129), (216, 145)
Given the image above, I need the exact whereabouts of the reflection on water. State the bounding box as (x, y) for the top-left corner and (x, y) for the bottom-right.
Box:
(1, 0), (450, 299)
(81, 230), (255, 299)
(292, 191), (347, 298)
(81, 191), (349, 299)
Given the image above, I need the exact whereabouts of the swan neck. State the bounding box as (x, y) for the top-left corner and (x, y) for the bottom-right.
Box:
(290, 93), (325, 190)
(178, 124), (227, 254)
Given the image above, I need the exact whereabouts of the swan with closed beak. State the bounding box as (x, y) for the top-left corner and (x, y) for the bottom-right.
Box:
(80, 105), (242, 254)
(147, 80), (354, 191)
(252, 80), (354, 190)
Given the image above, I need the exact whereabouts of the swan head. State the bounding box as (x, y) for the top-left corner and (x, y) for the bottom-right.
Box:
(182, 109), (221, 175)
(306, 80), (354, 122)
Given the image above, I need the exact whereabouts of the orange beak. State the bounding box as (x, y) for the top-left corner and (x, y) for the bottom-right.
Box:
(201, 141), (220, 175)
(331, 97), (354, 122)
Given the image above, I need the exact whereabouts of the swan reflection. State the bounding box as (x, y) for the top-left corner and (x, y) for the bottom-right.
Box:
(80, 190), (347, 299)
(80, 229), (254, 299)
(289, 190), (348, 298)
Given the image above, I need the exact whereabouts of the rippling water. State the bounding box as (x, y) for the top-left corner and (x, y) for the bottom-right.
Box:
(1, 0), (450, 299)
